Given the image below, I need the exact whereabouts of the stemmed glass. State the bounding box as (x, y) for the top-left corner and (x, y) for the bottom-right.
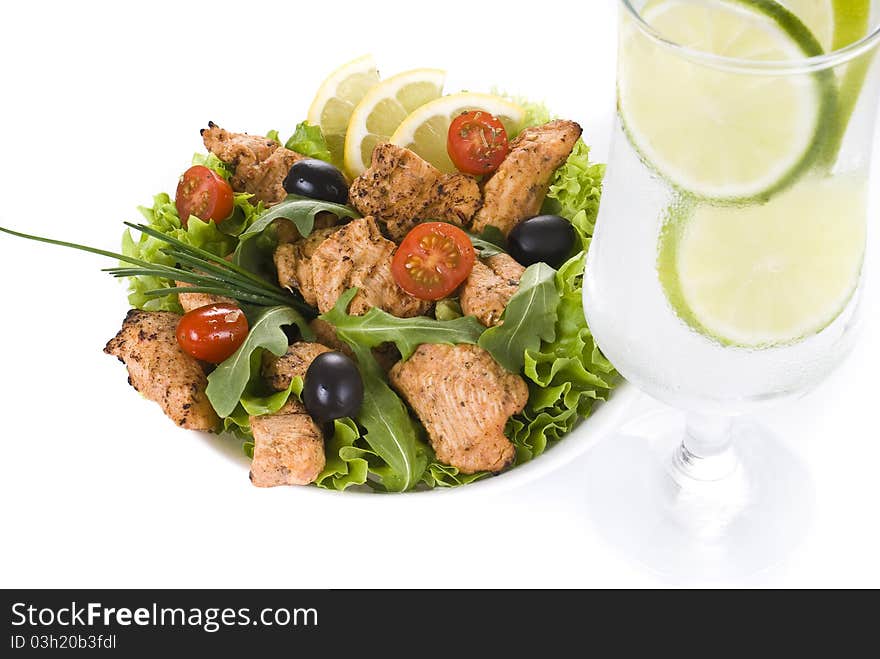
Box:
(583, 0), (880, 578)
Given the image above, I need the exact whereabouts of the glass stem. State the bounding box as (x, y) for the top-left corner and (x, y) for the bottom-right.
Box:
(671, 414), (739, 483)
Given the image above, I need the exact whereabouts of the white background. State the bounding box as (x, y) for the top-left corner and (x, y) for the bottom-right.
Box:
(1, 0), (878, 588)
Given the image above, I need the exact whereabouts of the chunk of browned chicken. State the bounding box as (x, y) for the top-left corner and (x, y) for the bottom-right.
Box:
(175, 280), (235, 314)
(261, 341), (331, 392)
(471, 120), (582, 236)
(201, 122), (305, 206)
(307, 217), (432, 317)
(349, 144), (482, 240)
(389, 344), (528, 474)
(104, 310), (219, 431)
(250, 399), (325, 487)
(274, 227), (340, 306)
(459, 254), (526, 327)
(250, 342), (332, 487)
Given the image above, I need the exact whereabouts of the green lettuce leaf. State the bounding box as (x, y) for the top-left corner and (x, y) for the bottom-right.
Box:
(122, 193), (237, 312)
(191, 151), (235, 182)
(285, 122), (333, 163)
(542, 139), (605, 250)
(421, 462), (489, 488)
(434, 299), (463, 321)
(320, 288), (484, 360)
(478, 263), (559, 372)
(315, 418), (371, 491)
(206, 306), (313, 418)
(508, 253), (617, 462)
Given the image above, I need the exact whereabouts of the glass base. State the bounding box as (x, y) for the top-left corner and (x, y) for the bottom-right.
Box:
(582, 407), (815, 583)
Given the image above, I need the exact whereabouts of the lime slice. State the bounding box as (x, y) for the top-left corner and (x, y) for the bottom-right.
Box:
(658, 176), (866, 347)
(343, 69), (445, 177)
(778, 0), (834, 51)
(390, 93), (526, 173)
(307, 55), (381, 169)
(620, 0), (834, 201)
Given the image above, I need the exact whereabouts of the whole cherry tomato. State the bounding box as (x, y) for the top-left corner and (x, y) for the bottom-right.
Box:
(176, 303), (248, 364)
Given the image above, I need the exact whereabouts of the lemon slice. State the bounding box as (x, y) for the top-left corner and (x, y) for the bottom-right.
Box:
(390, 93), (526, 173)
(620, 0), (834, 201)
(307, 55), (380, 169)
(343, 69), (446, 177)
(658, 176), (867, 347)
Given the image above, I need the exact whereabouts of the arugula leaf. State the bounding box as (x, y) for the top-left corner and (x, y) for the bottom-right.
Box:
(285, 122), (333, 164)
(468, 233), (506, 258)
(233, 196), (357, 277)
(467, 226), (508, 257)
(478, 263), (559, 372)
(320, 288), (484, 360)
(206, 306), (313, 417)
(346, 343), (428, 492)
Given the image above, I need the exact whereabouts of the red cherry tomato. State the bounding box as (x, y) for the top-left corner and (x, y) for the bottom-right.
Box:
(175, 165), (234, 227)
(176, 304), (249, 364)
(447, 110), (510, 176)
(392, 223), (476, 301)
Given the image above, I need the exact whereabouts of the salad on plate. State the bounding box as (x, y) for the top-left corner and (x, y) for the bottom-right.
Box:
(0, 56), (617, 492)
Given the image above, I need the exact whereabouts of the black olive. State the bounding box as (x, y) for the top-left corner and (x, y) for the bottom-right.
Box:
(302, 352), (364, 423)
(507, 215), (576, 268)
(283, 159), (349, 205)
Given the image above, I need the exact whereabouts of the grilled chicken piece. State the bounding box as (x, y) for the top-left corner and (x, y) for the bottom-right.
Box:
(175, 280), (235, 314)
(309, 216), (432, 317)
(250, 342), (332, 487)
(261, 342), (331, 392)
(201, 122), (305, 206)
(274, 227), (340, 306)
(459, 254), (525, 327)
(389, 344), (528, 474)
(250, 399), (325, 487)
(472, 120), (582, 236)
(104, 310), (219, 431)
(349, 144), (482, 240)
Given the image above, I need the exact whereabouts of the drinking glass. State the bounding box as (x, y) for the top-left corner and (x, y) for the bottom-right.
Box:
(583, 0), (880, 578)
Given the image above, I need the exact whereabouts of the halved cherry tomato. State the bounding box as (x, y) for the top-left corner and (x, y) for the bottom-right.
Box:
(176, 303), (248, 364)
(175, 165), (234, 227)
(447, 110), (510, 176)
(392, 223), (475, 301)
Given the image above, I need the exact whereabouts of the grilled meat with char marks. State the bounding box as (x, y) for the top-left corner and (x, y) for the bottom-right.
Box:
(349, 144), (481, 241)
(389, 344), (528, 474)
(459, 254), (525, 327)
(104, 310), (219, 431)
(201, 122), (305, 206)
(250, 342), (332, 487)
(471, 120), (581, 236)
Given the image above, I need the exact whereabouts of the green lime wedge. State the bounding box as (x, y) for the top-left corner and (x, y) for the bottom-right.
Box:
(658, 176), (866, 347)
(620, 0), (837, 202)
(821, 0), (874, 167)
